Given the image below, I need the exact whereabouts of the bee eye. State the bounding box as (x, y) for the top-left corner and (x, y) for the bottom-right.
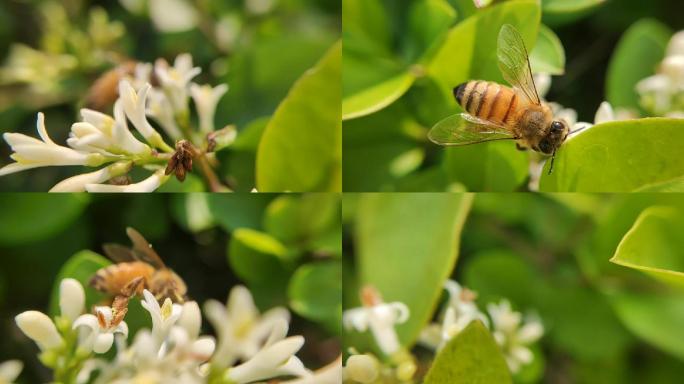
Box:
(551, 121), (564, 132)
(539, 139), (552, 154)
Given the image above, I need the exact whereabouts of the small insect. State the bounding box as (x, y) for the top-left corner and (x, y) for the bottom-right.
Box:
(84, 61), (138, 111)
(429, 24), (582, 174)
(90, 227), (187, 304)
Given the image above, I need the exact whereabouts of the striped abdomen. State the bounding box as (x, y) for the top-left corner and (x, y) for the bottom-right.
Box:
(90, 261), (154, 296)
(453, 81), (527, 126)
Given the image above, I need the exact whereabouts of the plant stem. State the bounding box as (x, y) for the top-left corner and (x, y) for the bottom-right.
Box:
(197, 155), (231, 192)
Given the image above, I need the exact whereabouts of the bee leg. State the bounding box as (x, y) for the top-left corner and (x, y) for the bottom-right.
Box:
(516, 143), (528, 151)
(121, 276), (145, 297)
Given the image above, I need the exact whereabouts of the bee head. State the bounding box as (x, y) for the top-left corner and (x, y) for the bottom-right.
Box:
(539, 120), (568, 155)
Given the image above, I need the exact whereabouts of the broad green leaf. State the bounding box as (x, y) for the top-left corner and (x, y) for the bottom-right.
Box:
(228, 228), (291, 308)
(610, 292), (684, 361)
(424, 321), (512, 384)
(228, 228), (287, 283)
(406, 0), (457, 62)
(428, 0), (541, 100)
(542, 0), (606, 26)
(48, 250), (110, 317)
(529, 24), (565, 75)
(443, 141), (528, 191)
(539, 118), (684, 192)
(288, 261), (342, 334)
(342, 70), (415, 120)
(342, 0), (391, 56)
(219, 117), (269, 192)
(353, 193), (473, 348)
(0, 194), (88, 246)
(207, 194), (275, 231)
(343, 101), (425, 192)
(171, 194), (215, 233)
(263, 194), (340, 248)
(256, 41), (341, 192)
(610, 206), (684, 288)
(635, 176), (684, 192)
(606, 19), (671, 111)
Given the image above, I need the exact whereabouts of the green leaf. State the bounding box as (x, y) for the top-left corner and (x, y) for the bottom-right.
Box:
(156, 173), (205, 192)
(424, 321), (513, 384)
(207, 194), (275, 231)
(256, 41), (341, 192)
(0, 194), (88, 246)
(342, 0), (391, 54)
(352, 193), (473, 348)
(427, 0), (541, 100)
(610, 206), (684, 288)
(405, 0), (457, 62)
(228, 228), (287, 283)
(610, 292), (684, 361)
(228, 229), (291, 309)
(443, 141), (529, 191)
(539, 118), (684, 192)
(263, 194), (340, 247)
(342, 69), (415, 120)
(288, 261), (342, 334)
(541, 0), (606, 26)
(606, 19), (671, 111)
(529, 24), (565, 75)
(48, 250), (111, 317)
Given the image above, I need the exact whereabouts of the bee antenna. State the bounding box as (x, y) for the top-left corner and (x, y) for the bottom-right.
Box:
(548, 150), (557, 175)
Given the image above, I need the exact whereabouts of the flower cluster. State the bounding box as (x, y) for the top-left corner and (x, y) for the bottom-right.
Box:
(13, 279), (332, 383)
(636, 31), (684, 117)
(0, 53), (236, 192)
(419, 280), (543, 374)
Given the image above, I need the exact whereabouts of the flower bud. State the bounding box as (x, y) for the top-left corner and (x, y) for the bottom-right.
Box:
(178, 301), (202, 339)
(59, 278), (85, 322)
(667, 31), (684, 57)
(660, 55), (684, 85)
(15, 311), (63, 350)
(345, 354), (379, 383)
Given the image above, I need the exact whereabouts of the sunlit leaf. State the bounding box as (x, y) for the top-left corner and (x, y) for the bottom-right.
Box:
(288, 261), (342, 334)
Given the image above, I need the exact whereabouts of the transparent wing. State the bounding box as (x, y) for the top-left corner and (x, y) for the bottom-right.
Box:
(125, 227), (167, 269)
(428, 113), (517, 146)
(497, 24), (540, 105)
(102, 243), (136, 263)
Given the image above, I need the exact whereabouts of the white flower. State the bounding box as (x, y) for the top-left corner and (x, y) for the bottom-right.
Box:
(0, 113), (107, 176)
(177, 301), (202, 340)
(226, 335), (310, 384)
(190, 83), (229, 133)
(343, 354), (378, 384)
(0, 360), (22, 384)
(147, 88), (183, 140)
(533, 73), (552, 99)
(149, 0), (198, 33)
(419, 281), (488, 350)
(286, 357), (342, 384)
(487, 300), (543, 374)
(67, 103), (151, 156)
(155, 54), (201, 112)
(667, 31), (684, 56)
(59, 278), (85, 322)
(49, 161), (133, 192)
(140, 289), (183, 345)
(15, 311), (63, 351)
(205, 285), (290, 367)
(73, 307), (129, 354)
(85, 168), (169, 193)
(245, 0), (276, 15)
(119, 80), (173, 152)
(343, 286), (409, 356)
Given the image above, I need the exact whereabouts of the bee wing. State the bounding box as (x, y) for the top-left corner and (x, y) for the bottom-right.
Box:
(103, 243), (137, 263)
(497, 24), (541, 105)
(125, 227), (167, 269)
(428, 113), (517, 146)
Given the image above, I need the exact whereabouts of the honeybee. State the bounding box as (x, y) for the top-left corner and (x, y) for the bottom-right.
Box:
(90, 227), (187, 304)
(429, 24), (579, 173)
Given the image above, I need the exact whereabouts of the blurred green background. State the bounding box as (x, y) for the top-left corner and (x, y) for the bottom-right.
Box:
(0, 0), (340, 191)
(343, 193), (684, 383)
(0, 193), (341, 383)
(342, 0), (684, 192)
